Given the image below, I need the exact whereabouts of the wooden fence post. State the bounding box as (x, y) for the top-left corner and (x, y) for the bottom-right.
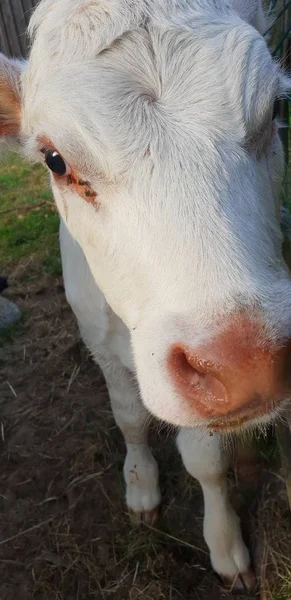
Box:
(0, 0), (37, 57)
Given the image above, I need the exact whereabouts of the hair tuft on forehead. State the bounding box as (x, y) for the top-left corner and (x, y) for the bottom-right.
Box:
(28, 0), (145, 62)
(27, 0), (242, 65)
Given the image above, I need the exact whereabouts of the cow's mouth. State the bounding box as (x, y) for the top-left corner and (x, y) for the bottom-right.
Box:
(207, 396), (284, 432)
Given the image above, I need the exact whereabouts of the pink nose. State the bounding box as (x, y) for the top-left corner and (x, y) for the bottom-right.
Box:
(168, 315), (291, 426)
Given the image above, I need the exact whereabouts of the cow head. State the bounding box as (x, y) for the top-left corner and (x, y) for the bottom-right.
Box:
(1, 0), (290, 432)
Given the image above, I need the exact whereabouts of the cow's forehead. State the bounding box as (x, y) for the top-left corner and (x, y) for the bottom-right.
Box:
(26, 0), (237, 64)
(21, 1), (280, 180)
(23, 0), (261, 90)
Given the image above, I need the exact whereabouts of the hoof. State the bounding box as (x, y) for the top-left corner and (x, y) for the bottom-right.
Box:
(222, 567), (256, 594)
(130, 506), (160, 526)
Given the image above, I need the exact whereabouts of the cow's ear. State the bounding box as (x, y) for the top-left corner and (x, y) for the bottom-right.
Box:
(231, 0), (269, 35)
(0, 54), (22, 141)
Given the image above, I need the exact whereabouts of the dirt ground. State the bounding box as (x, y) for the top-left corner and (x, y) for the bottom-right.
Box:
(1, 259), (291, 600)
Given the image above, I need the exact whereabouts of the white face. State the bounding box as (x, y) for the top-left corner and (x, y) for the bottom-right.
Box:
(3, 0), (291, 432)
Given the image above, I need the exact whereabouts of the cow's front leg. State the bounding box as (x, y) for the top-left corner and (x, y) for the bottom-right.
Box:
(177, 428), (256, 592)
(101, 358), (161, 524)
(60, 219), (161, 523)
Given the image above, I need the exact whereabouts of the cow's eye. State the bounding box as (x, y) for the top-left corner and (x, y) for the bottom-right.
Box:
(272, 98), (280, 121)
(44, 149), (69, 176)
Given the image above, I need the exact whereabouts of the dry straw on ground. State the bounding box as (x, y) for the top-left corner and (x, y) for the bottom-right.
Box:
(0, 257), (291, 600)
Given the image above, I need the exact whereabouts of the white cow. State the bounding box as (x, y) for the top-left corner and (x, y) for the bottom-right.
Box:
(0, 0), (290, 591)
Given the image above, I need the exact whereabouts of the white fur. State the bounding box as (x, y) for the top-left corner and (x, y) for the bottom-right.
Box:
(177, 428), (250, 578)
(61, 219), (249, 580)
(22, 7), (289, 426)
(0, 0), (290, 586)
(60, 219), (162, 517)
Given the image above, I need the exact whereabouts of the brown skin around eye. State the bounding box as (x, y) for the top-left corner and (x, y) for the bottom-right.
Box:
(62, 172), (98, 206)
(38, 137), (98, 207)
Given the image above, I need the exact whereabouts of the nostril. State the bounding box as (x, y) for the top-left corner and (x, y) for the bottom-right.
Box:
(168, 344), (228, 406)
(170, 346), (203, 388)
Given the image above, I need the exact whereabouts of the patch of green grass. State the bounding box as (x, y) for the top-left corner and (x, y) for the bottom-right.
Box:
(0, 207), (60, 263)
(42, 245), (62, 276)
(0, 153), (51, 208)
(0, 152), (61, 274)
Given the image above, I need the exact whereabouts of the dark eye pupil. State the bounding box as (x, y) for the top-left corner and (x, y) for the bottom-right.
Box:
(45, 149), (66, 175)
(272, 98), (279, 121)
